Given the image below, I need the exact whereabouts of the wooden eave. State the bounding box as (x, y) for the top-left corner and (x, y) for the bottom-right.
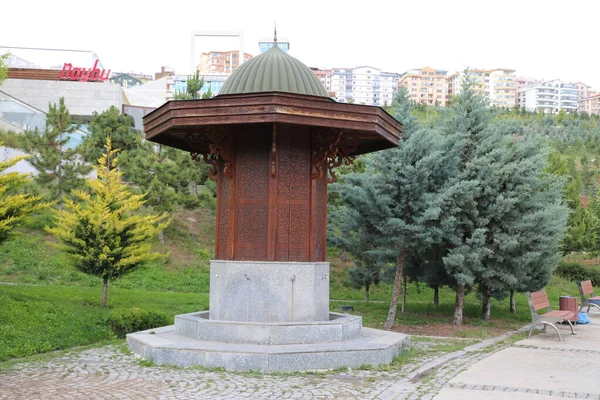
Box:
(143, 92), (403, 155)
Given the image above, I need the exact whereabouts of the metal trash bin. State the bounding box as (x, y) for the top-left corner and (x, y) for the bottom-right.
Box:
(559, 296), (578, 322)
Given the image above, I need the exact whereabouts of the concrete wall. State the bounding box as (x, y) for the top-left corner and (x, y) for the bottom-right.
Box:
(1, 78), (122, 117)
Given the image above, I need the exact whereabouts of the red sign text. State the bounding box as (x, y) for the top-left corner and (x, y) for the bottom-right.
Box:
(59, 60), (110, 82)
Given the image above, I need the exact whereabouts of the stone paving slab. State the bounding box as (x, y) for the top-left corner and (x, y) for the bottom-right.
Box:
(435, 388), (558, 400)
(446, 346), (600, 396)
(516, 314), (600, 352)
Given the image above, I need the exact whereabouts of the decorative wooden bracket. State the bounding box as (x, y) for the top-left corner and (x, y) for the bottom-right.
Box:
(312, 129), (359, 183)
(190, 130), (234, 181)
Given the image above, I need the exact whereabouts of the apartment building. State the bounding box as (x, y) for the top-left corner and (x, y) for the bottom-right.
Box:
(450, 68), (516, 107)
(197, 50), (253, 75)
(329, 66), (397, 106)
(517, 79), (579, 113)
(311, 68), (331, 93)
(579, 92), (600, 116)
(398, 67), (450, 106)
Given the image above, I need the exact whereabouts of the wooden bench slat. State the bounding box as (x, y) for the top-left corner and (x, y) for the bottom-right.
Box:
(581, 280), (594, 295)
(542, 310), (575, 319)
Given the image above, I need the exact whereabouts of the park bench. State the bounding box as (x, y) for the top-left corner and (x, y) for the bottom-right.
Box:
(577, 280), (600, 313)
(526, 290), (576, 342)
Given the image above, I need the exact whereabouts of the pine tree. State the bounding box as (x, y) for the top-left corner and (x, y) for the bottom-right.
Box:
(0, 149), (50, 243)
(81, 106), (142, 167)
(46, 139), (170, 307)
(127, 143), (209, 212)
(21, 97), (90, 202)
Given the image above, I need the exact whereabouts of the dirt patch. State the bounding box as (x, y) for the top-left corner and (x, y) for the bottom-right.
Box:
(391, 319), (516, 338)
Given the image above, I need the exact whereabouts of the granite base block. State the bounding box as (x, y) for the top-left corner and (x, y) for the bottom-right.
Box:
(174, 311), (363, 345)
(127, 326), (410, 372)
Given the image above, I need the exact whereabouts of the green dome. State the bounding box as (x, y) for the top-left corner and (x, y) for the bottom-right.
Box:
(218, 46), (329, 97)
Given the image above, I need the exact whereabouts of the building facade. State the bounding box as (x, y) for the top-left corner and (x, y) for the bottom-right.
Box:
(579, 93), (600, 116)
(197, 51), (253, 75)
(450, 68), (516, 107)
(517, 79), (579, 113)
(329, 66), (397, 106)
(398, 67), (450, 106)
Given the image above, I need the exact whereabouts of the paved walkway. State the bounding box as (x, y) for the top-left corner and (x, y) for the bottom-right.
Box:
(1, 314), (599, 399)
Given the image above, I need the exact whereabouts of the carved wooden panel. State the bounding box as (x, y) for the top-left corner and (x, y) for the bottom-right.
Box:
(236, 203), (268, 260)
(237, 132), (269, 200)
(235, 130), (270, 260)
(216, 164), (231, 259)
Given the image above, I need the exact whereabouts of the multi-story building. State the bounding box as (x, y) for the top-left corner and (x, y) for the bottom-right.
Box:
(329, 66), (397, 106)
(258, 40), (290, 53)
(172, 74), (228, 97)
(517, 79), (579, 113)
(311, 68), (331, 93)
(515, 77), (540, 107)
(197, 51), (253, 75)
(450, 68), (516, 107)
(579, 92), (600, 116)
(398, 67), (450, 106)
(576, 82), (592, 103)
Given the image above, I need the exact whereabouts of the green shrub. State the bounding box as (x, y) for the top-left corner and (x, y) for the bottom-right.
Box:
(106, 308), (170, 338)
(555, 261), (600, 285)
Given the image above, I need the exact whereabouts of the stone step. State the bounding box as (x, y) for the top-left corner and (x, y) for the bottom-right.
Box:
(127, 325), (410, 372)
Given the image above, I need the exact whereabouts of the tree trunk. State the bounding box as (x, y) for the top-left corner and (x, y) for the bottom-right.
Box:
(341, 249), (347, 262)
(365, 283), (370, 303)
(401, 275), (407, 313)
(453, 284), (465, 326)
(101, 277), (109, 307)
(433, 285), (439, 308)
(159, 230), (165, 245)
(482, 285), (491, 320)
(510, 290), (516, 314)
(384, 250), (406, 330)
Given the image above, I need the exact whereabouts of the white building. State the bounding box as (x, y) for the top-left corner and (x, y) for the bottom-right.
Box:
(518, 79), (579, 113)
(450, 68), (516, 107)
(330, 66), (397, 106)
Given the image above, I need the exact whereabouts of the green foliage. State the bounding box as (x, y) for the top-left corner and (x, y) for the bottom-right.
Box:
(81, 106), (141, 166)
(20, 97), (90, 202)
(46, 139), (171, 306)
(0, 145), (51, 244)
(174, 71), (205, 100)
(126, 143), (210, 212)
(554, 261), (600, 285)
(106, 307), (169, 338)
(0, 284), (207, 361)
(0, 53), (7, 86)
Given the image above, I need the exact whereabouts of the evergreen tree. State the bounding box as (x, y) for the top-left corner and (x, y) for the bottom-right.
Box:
(174, 71), (205, 100)
(46, 139), (170, 307)
(0, 149), (50, 243)
(375, 127), (462, 329)
(0, 53), (7, 86)
(441, 76), (569, 323)
(21, 98), (90, 202)
(81, 106), (142, 167)
(126, 142), (209, 212)
(329, 177), (389, 302)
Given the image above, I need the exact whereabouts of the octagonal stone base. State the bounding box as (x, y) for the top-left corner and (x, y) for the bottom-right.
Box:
(127, 322), (410, 372)
(175, 311), (362, 345)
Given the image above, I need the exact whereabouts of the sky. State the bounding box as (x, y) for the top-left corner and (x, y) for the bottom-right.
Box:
(2, 0), (600, 89)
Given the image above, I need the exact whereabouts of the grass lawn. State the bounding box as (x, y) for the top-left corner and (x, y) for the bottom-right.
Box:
(0, 208), (586, 362)
(0, 284), (208, 361)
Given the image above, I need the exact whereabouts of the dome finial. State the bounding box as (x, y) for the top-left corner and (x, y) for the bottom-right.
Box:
(273, 21), (278, 43)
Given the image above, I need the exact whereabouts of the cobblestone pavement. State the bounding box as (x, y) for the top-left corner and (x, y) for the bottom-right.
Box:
(0, 335), (513, 400)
